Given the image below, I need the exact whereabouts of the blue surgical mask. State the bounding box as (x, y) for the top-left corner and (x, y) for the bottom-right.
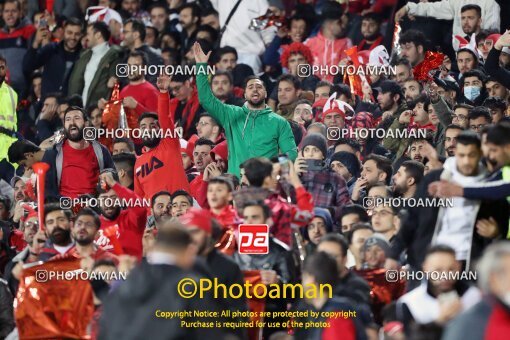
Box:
(463, 86), (481, 101)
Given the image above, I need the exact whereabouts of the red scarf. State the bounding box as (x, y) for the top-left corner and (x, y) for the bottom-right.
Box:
(358, 36), (384, 51)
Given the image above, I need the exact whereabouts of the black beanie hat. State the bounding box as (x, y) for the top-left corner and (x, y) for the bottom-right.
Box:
(301, 133), (328, 158)
(330, 151), (361, 178)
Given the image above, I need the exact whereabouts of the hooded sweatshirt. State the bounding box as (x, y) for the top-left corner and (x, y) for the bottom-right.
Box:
(304, 31), (352, 82)
(196, 63), (297, 178)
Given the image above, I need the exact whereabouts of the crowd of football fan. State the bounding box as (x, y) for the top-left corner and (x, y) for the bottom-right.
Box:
(1, 0), (510, 339)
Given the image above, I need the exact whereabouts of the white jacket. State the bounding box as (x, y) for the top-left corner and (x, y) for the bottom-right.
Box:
(211, 0), (268, 55)
(407, 0), (500, 37)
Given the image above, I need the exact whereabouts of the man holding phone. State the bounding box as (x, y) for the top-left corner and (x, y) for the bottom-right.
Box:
(295, 133), (351, 222)
(396, 245), (481, 335)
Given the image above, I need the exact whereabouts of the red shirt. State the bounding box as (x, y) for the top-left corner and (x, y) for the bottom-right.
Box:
(190, 174), (208, 208)
(134, 93), (190, 199)
(60, 141), (100, 199)
(120, 81), (159, 120)
(96, 184), (147, 259)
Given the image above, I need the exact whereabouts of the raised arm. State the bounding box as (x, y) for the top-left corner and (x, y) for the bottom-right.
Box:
(156, 74), (176, 131)
(193, 42), (240, 126)
(486, 32), (510, 89)
(396, 1), (455, 21)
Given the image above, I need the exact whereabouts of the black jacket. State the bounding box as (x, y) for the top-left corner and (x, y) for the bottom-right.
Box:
(3, 245), (29, 294)
(197, 249), (248, 314)
(196, 250), (248, 340)
(0, 278), (14, 339)
(99, 260), (228, 340)
(232, 238), (296, 284)
(23, 41), (81, 96)
(336, 270), (371, 306)
(389, 168), (509, 270)
(41, 139), (114, 199)
(485, 48), (510, 89)
(35, 116), (62, 143)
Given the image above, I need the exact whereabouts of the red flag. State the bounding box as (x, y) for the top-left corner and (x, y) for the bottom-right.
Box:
(345, 46), (365, 98)
(413, 51), (445, 82)
(102, 82), (122, 131)
(15, 256), (94, 339)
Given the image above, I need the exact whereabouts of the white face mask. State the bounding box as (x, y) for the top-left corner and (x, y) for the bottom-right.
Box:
(463, 86), (481, 101)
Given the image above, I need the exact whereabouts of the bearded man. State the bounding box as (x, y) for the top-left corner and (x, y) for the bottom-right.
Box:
(42, 106), (114, 199)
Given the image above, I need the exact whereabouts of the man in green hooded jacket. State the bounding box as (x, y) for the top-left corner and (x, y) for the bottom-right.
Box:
(193, 42), (297, 177)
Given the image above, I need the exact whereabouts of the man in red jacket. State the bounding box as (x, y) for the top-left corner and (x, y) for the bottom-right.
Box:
(96, 171), (147, 259)
(167, 73), (203, 139)
(134, 74), (190, 200)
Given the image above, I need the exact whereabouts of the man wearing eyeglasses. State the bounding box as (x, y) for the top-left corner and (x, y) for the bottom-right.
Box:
(371, 204), (398, 242)
(196, 114), (223, 144)
(451, 104), (471, 128)
(4, 212), (47, 294)
(165, 73), (203, 139)
(467, 107), (491, 135)
(72, 207), (119, 262)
